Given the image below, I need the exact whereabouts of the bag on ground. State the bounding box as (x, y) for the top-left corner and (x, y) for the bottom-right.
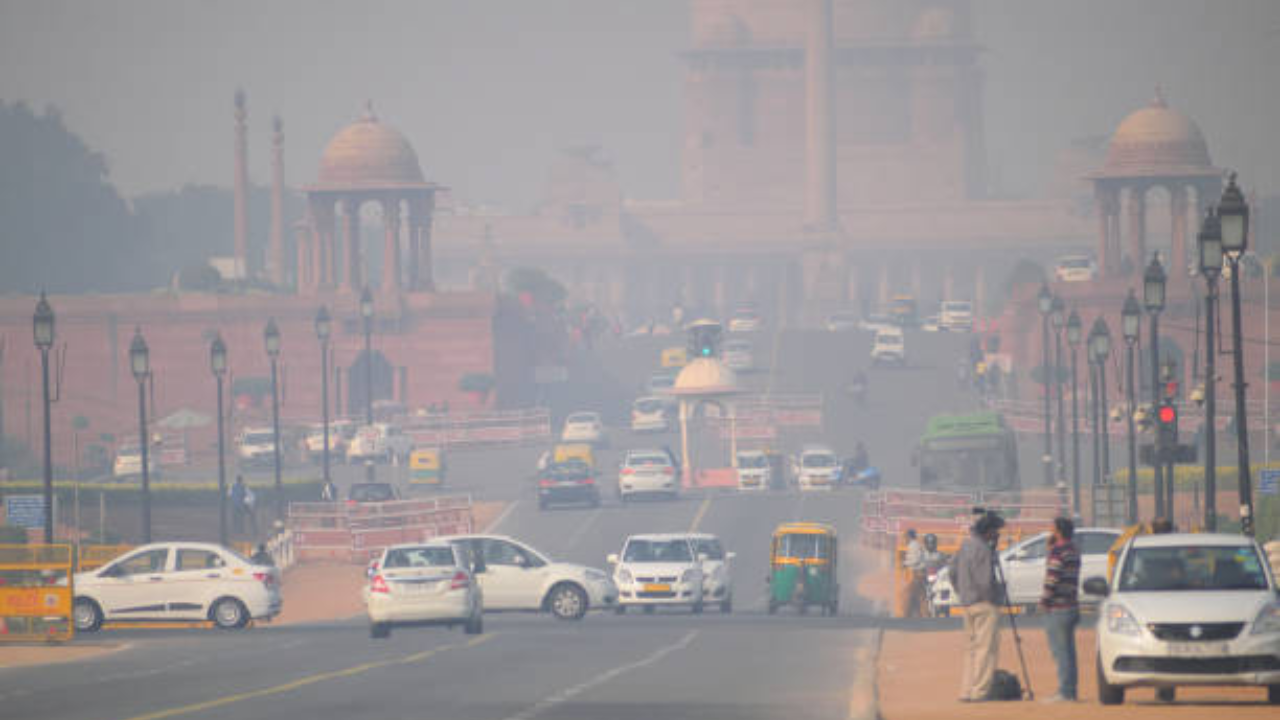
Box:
(986, 669), (1022, 701)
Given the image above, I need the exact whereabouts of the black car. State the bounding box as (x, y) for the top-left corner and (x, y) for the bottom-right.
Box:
(536, 460), (601, 510)
(348, 482), (401, 504)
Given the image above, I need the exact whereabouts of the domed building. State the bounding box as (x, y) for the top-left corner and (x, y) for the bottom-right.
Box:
(1090, 89), (1221, 278)
(300, 103), (440, 294)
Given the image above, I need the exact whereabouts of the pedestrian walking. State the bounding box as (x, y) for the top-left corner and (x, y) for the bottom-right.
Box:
(230, 475), (247, 535)
(1039, 516), (1081, 703)
(243, 485), (258, 539)
(953, 511), (1005, 702)
(902, 529), (927, 618)
(321, 478), (338, 502)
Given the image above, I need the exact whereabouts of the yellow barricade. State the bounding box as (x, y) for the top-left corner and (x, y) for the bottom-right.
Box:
(0, 544), (74, 642)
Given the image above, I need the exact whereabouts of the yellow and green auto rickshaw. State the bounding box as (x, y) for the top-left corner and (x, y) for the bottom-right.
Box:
(767, 522), (839, 616)
(408, 447), (446, 486)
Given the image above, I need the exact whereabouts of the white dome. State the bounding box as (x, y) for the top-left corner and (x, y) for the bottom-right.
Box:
(671, 358), (740, 396)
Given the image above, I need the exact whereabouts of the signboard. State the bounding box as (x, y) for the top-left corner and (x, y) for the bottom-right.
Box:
(4, 495), (46, 529)
(1260, 469), (1280, 497)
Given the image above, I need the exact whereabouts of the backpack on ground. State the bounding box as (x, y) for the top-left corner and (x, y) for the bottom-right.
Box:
(986, 669), (1023, 701)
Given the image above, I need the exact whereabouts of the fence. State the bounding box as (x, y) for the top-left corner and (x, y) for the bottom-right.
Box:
(288, 495), (474, 563)
(403, 408), (551, 449)
(861, 488), (1064, 549)
(0, 544), (74, 642)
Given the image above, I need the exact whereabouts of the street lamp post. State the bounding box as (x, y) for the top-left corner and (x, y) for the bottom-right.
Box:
(1143, 256), (1167, 517)
(129, 328), (152, 543)
(360, 287), (375, 482)
(1121, 291), (1141, 525)
(1217, 173), (1255, 536)
(33, 293), (55, 543)
(1066, 309), (1083, 515)
(1087, 321), (1102, 525)
(1091, 317), (1113, 523)
(1038, 283), (1054, 487)
(1198, 208), (1223, 531)
(264, 319), (283, 522)
(210, 335), (228, 546)
(1051, 295), (1067, 490)
(315, 306), (332, 489)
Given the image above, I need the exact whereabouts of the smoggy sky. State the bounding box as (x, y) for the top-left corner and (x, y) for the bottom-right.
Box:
(2, 0), (1278, 210)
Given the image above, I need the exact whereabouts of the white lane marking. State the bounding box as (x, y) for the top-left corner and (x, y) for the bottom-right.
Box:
(485, 500), (520, 532)
(499, 630), (698, 720)
(688, 495), (713, 532)
(560, 508), (601, 554)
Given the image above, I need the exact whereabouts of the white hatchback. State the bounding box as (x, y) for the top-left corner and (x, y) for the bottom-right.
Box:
(688, 533), (735, 613)
(1088, 533), (1280, 705)
(364, 541), (482, 638)
(609, 534), (705, 613)
(561, 411), (607, 445)
(618, 449), (680, 501)
(870, 328), (906, 366)
(73, 542), (281, 631)
(795, 445), (840, 491)
(630, 397), (670, 433)
(735, 450), (772, 491)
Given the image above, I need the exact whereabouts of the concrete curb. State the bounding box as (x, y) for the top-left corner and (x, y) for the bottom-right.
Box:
(848, 627), (883, 720)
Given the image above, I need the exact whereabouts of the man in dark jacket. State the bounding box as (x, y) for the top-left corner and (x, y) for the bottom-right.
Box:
(953, 511), (1004, 701)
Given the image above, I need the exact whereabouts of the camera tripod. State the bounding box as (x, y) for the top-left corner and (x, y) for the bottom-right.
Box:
(991, 549), (1035, 701)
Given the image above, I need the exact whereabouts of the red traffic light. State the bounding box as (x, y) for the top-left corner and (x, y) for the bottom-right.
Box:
(1158, 405), (1177, 424)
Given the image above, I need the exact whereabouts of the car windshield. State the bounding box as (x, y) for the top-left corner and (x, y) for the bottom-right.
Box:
(1118, 545), (1269, 592)
(243, 432), (275, 445)
(349, 484), (395, 502)
(779, 533), (828, 559)
(546, 461), (590, 480)
(693, 538), (725, 560)
(1060, 257), (1091, 269)
(737, 454), (767, 468)
(627, 453), (670, 467)
(382, 546), (456, 569)
(623, 539), (693, 563)
(802, 453), (836, 468)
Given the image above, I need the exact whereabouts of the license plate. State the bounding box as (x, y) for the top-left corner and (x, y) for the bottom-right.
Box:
(398, 581), (439, 595)
(1166, 642), (1230, 657)
(643, 583), (671, 593)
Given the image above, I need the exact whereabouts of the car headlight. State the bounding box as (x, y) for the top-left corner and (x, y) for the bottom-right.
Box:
(1106, 603), (1142, 636)
(680, 569), (698, 584)
(584, 568), (608, 583)
(1251, 602), (1280, 635)
(617, 569), (633, 584)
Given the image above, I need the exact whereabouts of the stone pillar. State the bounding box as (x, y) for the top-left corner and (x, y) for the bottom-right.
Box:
(269, 115), (286, 286)
(232, 89), (249, 280)
(409, 195), (435, 292)
(310, 198), (336, 289)
(294, 220), (311, 293)
(804, 0), (836, 232)
(381, 197), (401, 292)
(342, 198), (362, 291)
(1170, 184), (1189, 282)
(1095, 185), (1120, 276)
(1126, 185), (1146, 275)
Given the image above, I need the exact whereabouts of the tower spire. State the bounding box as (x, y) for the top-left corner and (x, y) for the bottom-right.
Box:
(232, 88), (250, 279)
(269, 114), (286, 287)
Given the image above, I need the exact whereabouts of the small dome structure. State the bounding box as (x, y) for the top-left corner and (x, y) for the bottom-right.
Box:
(671, 357), (740, 396)
(316, 103), (426, 189)
(1102, 89), (1213, 177)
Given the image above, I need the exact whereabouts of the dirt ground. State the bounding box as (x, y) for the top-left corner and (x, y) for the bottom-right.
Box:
(0, 643), (125, 669)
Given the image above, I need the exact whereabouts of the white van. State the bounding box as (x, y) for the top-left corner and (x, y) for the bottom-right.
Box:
(939, 300), (973, 332)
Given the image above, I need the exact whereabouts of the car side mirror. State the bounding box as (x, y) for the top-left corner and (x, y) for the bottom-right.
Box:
(607, 554), (619, 565)
(1082, 577), (1109, 597)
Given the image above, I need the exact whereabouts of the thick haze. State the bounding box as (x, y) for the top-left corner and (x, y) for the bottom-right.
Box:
(2, 0), (1279, 210)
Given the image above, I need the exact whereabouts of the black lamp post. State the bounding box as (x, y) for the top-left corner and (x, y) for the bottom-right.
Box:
(1121, 291), (1141, 525)
(33, 293), (55, 544)
(210, 334), (228, 546)
(1038, 283), (1054, 487)
(1198, 207), (1223, 531)
(1218, 173), (1254, 536)
(360, 287), (375, 482)
(129, 328), (152, 543)
(1051, 295), (1066, 490)
(1091, 317), (1113, 523)
(1087, 319), (1102, 524)
(1066, 309), (1083, 515)
(315, 306), (332, 490)
(1143, 256), (1167, 517)
(264, 318), (283, 522)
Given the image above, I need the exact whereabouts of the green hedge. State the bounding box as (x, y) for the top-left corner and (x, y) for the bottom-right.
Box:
(0, 477), (323, 506)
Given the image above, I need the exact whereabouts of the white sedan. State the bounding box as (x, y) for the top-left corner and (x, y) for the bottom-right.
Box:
(73, 542), (281, 631)
(561, 411), (607, 446)
(364, 541), (482, 638)
(1089, 533), (1280, 705)
(440, 534), (617, 620)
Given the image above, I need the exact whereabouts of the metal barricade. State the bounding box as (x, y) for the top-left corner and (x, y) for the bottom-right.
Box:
(0, 544), (74, 642)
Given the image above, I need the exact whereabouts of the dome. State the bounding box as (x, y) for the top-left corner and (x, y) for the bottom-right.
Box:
(1102, 90), (1213, 176)
(671, 357), (740, 396)
(316, 104), (426, 189)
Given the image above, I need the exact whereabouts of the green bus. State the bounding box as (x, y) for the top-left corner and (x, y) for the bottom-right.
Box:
(915, 411), (1020, 493)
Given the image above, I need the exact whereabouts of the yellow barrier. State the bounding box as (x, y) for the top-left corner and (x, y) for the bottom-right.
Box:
(0, 544), (74, 643)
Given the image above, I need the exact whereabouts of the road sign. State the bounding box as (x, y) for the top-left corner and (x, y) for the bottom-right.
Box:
(1261, 469), (1280, 497)
(3, 495), (46, 529)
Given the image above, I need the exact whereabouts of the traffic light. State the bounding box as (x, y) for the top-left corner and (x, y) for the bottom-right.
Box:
(1156, 402), (1178, 447)
(686, 320), (722, 359)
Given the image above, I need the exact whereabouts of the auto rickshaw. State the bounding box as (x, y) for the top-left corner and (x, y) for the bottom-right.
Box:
(661, 346), (688, 368)
(767, 522), (839, 616)
(552, 443), (595, 468)
(408, 447), (446, 486)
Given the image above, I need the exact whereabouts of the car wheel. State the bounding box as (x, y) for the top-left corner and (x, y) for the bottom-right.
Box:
(464, 613), (483, 635)
(370, 622), (390, 639)
(1156, 687), (1175, 703)
(1096, 655), (1124, 705)
(1268, 685), (1280, 704)
(546, 583), (588, 621)
(720, 597), (732, 614)
(211, 597), (249, 630)
(73, 598), (103, 633)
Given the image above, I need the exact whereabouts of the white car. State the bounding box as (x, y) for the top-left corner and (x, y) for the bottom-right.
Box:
(630, 396), (671, 433)
(618, 448), (680, 501)
(302, 422), (346, 462)
(112, 440), (158, 479)
(689, 533), (735, 612)
(561, 411), (607, 445)
(237, 427), (277, 469)
(939, 300), (973, 332)
(609, 534), (706, 614)
(1088, 533), (1280, 705)
(364, 541), (482, 638)
(346, 423), (412, 464)
(727, 310), (762, 334)
(73, 542), (281, 632)
(929, 527), (1121, 614)
(824, 311), (860, 332)
(870, 327), (906, 366)
(722, 339), (754, 372)
(439, 534), (617, 620)
(1055, 254), (1097, 282)
(735, 450), (772, 491)
(795, 445), (840, 491)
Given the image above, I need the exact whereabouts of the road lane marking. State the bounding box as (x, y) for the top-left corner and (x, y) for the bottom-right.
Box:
(499, 630), (698, 720)
(120, 634), (495, 720)
(688, 496), (712, 531)
(560, 507), (600, 554)
(485, 500), (520, 531)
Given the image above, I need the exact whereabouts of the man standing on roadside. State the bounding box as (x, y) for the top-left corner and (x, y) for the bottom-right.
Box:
(1040, 516), (1081, 703)
(903, 529), (926, 617)
(954, 511), (1004, 702)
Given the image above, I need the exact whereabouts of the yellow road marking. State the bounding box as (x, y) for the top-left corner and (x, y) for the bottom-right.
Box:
(122, 633), (494, 720)
(688, 496), (712, 532)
